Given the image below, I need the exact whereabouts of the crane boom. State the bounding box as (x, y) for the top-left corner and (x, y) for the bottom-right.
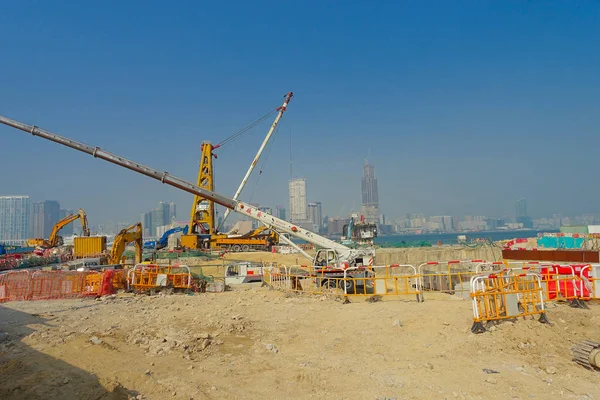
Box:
(219, 92), (293, 229)
(0, 115), (350, 255)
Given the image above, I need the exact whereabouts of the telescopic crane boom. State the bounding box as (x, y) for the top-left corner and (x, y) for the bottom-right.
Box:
(0, 115), (374, 267)
(219, 91), (293, 229)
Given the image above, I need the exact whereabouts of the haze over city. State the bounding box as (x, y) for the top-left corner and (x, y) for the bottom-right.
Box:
(1, 1), (599, 226)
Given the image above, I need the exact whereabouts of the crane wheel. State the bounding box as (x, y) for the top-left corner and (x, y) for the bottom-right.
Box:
(242, 245), (250, 252)
(232, 245), (242, 252)
(341, 278), (355, 294)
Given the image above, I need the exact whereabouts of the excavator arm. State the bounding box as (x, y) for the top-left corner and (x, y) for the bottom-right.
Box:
(28, 208), (90, 248)
(109, 223), (143, 265)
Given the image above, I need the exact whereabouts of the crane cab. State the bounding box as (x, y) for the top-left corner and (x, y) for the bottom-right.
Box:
(314, 249), (338, 268)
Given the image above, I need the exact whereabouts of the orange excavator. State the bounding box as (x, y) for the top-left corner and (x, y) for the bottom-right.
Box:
(27, 208), (90, 248)
(108, 222), (143, 265)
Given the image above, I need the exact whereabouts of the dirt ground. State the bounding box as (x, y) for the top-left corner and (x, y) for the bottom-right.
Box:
(1, 275), (600, 400)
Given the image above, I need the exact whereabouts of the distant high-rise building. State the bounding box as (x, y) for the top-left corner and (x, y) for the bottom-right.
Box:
(32, 200), (60, 238)
(32, 202), (44, 238)
(169, 202), (176, 222)
(142, 212), (153, 237)
(275, 206), (286, 221)
(0, 196), (31, 245)
(516, 198), (528, 218)
(308, 202), (322, 230)
(60, 208), (74, 235)
(159, 201), (171, 225)
(289, 178), (308, 222)
(360, 162), (380, 224)
(151, 208), (163, 236)
(516, 198), (533, 229)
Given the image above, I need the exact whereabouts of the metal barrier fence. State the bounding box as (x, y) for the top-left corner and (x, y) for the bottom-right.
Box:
(264, 264), (422, 301)
(470, 270), (549, 333)
(263, 260), (600, 305)
(501, 261), (600, 305)
(418, 260), (503, 296)
(126, 264), (193, 292)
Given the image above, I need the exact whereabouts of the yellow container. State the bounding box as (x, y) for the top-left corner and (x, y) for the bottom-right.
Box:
(74, 236), (107, 257)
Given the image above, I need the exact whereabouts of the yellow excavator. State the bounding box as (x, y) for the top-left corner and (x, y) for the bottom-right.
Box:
(27, 208), (90, 248)
(108, 222), (143, 265)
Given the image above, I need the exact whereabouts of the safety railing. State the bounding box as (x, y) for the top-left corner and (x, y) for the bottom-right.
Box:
(263, 264), (422, 301)
(418, 260), (501, 296)
(470, 269), (549, 333)
(502, 262), (595, 307)
(127, 264), (193, 292)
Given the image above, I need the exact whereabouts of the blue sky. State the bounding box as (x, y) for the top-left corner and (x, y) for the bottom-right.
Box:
(1, 1), (599, 224)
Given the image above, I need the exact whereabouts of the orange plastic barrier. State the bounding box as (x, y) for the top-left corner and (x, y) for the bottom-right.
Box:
(0, 270), (93, 302)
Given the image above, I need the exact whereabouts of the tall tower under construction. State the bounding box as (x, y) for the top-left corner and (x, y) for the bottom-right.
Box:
(361, 162), (380, 224)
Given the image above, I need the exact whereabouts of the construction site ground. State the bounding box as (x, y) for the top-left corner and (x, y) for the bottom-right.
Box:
(1, 253), (600, 400)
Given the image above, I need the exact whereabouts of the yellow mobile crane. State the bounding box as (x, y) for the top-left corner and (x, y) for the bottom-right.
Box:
(181, 92), (292, 252)
(108, 222), (143, 265)
(180, 142), (279, 251)
(27, 208), (90, 248)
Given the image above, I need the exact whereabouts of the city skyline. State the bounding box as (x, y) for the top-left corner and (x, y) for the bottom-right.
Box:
(1, 3), (598, 223)
(4, 188), (599, 242)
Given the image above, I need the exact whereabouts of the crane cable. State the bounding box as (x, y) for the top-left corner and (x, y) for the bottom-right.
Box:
(215, 109), (278, 149)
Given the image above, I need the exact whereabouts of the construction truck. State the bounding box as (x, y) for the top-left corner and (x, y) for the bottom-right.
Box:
(212, 226), (279, 252)
(108, 222), (143, 265)
(0, 113), (376, 293)
(27, 208), (90, 248)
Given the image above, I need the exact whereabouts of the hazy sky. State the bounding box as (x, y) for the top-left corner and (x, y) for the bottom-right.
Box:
(1, 1), (599, 224)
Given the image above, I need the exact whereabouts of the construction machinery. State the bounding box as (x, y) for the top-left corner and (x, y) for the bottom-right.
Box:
(144, 225), (189, 250)
(27, 208), (90, 248)
(108, 222), (143, 265)
(341, 215), (378, 247)
(0, 115), (376, 280)
(182, 92), (293, 252)
(181, 141), (280, 252)
(213, 225), (279, 252)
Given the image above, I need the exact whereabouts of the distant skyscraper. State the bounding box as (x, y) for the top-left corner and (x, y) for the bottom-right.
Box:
(0, 196), (31, 245)
(32, 200), (60, 238)
(275, 206), (286, 221)
(516, 198), (533, 229)
(32, 202), (44, 238)
(159, 201), (171, 225)
(308, 202), (323, 230)
(142, 212), (153, 237)
(289, 178), (308, 222)
(60, 208), (74, 235)
(360, 162), (380, 223)
(516, 198), (528, 218)
(151, 208), (163, 236)
(169, 202), (177, 221)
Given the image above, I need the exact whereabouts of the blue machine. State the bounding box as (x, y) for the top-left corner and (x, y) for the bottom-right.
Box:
(144, 225), (189, 250)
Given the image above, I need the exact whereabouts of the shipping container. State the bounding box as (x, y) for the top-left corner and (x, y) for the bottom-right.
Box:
(588, 225), (600, 234)
(6, 247), (35, 254)
(74, 236), (107, 257)
(560, 226), (588, 234)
